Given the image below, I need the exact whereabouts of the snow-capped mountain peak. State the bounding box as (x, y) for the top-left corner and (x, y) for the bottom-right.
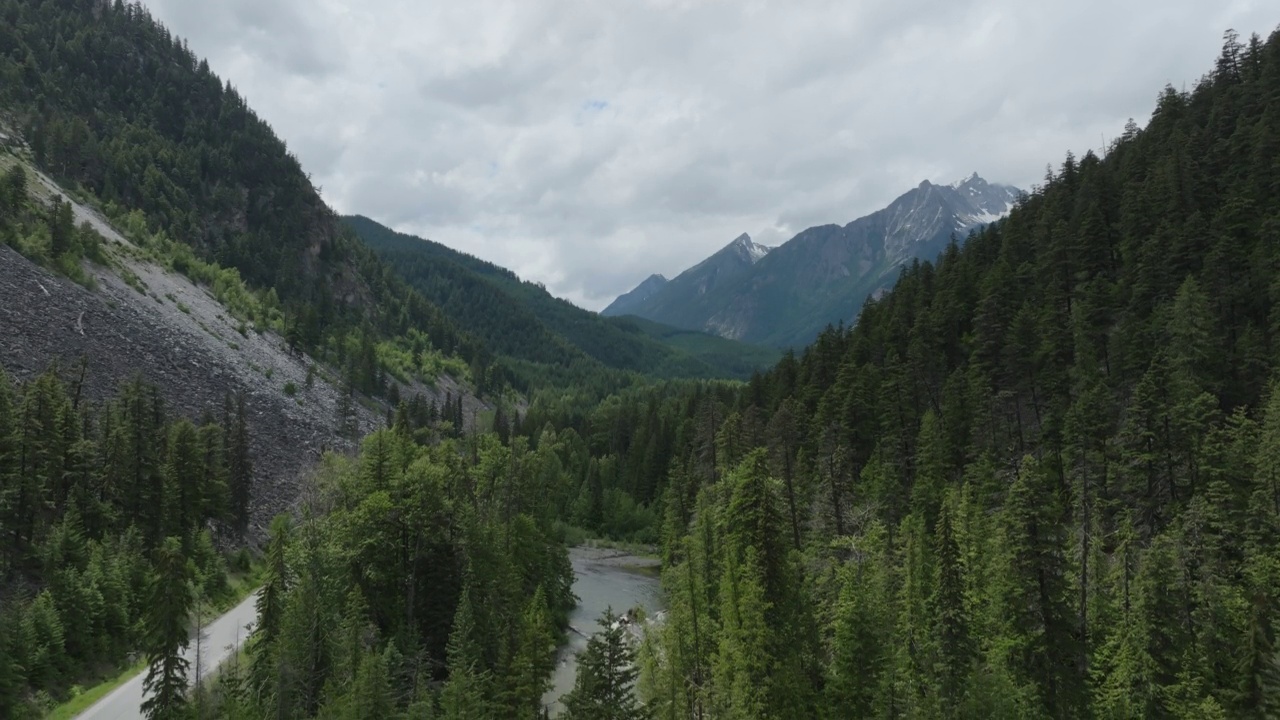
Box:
(603, 172), (1021, 343)
(947, 173), (1020, 231)
(729, 233), (773, 264)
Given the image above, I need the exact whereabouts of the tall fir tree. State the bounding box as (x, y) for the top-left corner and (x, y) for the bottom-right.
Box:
(141, 537), (194, 720)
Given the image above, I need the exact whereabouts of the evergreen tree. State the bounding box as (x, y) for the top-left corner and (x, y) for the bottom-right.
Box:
(932, 500), (973, 716)
(439, 585), (492, 720)
(251, 515), (292, 708)
(564, 608), (647, 720)
(141, 537), (194, 720)
(998, 456), (1080, 718)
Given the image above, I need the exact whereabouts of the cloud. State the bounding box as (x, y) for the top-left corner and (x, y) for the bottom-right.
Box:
(142, 0), (1279, 310)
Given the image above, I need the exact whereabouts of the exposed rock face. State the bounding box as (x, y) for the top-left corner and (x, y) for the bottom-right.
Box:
(0, 175), (492, 542)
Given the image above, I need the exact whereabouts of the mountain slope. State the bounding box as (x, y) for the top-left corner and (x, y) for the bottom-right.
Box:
(602, 233), (773, 318)
(0, 0), (508, 545)
(610, 173), (1019, 347)
(343, 215), (781, 382)
(0, 0), (492, 385)
(0, 164), (366, 536)
(601, 273), (668, 317)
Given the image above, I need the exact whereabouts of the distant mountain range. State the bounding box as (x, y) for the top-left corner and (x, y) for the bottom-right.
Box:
(603, 173), (1021, 347)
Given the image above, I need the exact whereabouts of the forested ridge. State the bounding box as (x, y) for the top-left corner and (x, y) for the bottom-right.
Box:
(0, 0), (512, 396)
(345, 215), (782, 388)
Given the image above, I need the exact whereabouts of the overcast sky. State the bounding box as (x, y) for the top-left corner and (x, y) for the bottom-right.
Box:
(143, 0), (1276, 311)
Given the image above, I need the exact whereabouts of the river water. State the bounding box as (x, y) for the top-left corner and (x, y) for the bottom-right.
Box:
(542, 546), (665, 716)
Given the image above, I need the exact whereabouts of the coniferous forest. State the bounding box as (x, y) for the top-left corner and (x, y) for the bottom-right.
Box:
(3, 0), (1280, 719)
(0, 367), (251, 718)
(579, 28), (1280, 720)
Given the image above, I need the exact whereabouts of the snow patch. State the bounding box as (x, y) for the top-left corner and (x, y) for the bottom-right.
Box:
(958, 201), (1013, 227)
(746, 242), (771, 263)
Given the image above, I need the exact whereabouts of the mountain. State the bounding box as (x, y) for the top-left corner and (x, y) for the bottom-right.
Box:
(0, 0), (503, 399)
(603, 232), (774, 318)
(607, 173), (1020, 347)
(601, 273), (668, 316)
(343, 215), (782, 384)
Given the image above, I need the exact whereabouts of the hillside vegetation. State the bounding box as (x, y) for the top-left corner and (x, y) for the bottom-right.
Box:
(0, 0), (502, 395)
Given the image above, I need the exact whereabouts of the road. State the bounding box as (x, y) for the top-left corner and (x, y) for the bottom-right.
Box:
(76, 591), (260, 720)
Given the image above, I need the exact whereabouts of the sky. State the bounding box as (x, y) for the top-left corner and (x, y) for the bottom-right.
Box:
(142, 0), (1278, 311)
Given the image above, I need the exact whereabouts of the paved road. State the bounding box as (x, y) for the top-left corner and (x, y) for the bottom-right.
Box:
(76, 591), (261, 720)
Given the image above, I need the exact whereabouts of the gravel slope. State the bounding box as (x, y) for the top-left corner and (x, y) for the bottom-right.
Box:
(0, 168), (492, 540)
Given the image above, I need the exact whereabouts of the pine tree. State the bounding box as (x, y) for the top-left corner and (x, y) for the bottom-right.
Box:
(141, 537), (194, 720)
(274, 517), (333, 717)
(564, 607), (648, 720)
(998, 455), (1081, 718)
(164, 420), (204, 538)
(502, 586), (557, 719)
(710, 550), (770, 720)
(439, 585), (492, 720)
(1233, 594), (1280, 718)
(826, 523), (892, 719)
(251, 515), (292, 707)
(350, 647), (394, 720)
(21, 589), (66, 691)
(49, 196), (75, 256)
(933, 500), (973, 716)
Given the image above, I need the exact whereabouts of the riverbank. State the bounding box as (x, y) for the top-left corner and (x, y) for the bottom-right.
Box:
(571, 544), (661, 570)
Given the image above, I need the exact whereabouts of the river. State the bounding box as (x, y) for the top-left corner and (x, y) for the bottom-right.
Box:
(542, 546), (665, 716)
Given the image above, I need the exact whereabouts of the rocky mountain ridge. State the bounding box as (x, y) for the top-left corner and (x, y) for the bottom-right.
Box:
(606, 173), (1021, 347)
(602, 232), (775, 319)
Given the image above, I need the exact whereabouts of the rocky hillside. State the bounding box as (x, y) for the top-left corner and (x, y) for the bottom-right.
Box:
(608, 173), (1020, 347)
(0, 0), (492, 384)
(0, 166), (491, 541)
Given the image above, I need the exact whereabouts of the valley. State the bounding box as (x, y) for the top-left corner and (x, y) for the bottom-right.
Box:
(1, 2), (1279, 720)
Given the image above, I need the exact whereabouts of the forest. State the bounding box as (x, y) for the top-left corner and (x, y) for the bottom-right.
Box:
(0, 366), (252, 718)
(210, 425), (581, 720)
(533, 27), (1280, 720)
